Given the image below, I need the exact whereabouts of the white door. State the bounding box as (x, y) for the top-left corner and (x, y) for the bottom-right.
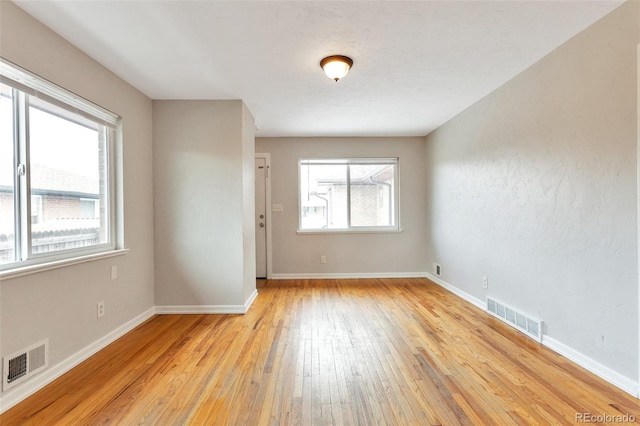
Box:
(255, 157), (267, 278)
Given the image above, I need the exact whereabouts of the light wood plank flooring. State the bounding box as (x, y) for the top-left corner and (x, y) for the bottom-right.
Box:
(1, 278), (638, 425)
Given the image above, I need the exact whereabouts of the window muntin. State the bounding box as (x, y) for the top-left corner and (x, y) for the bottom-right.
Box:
(0, 60), (119, 269)
(299, 158), (399, 232)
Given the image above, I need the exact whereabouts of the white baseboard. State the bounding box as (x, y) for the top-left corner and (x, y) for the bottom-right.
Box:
(542, 335), (639, 398)
(156, 305), (246, 314)
(271, 272), (429, 280)
(244, 289), (259, 312)
(0, 307), (156, 414)
(0, 291), (262, 413)
(424, 272), (639, 399)
(156, 289), (259, 315)
(424, 272), (486, 311)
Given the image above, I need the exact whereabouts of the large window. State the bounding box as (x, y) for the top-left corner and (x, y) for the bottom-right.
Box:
(0, 60), (119, 269)
(299, 158), (399, 232)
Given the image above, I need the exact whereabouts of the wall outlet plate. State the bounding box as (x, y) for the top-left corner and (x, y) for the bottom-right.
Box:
(433, 262), (441, 277)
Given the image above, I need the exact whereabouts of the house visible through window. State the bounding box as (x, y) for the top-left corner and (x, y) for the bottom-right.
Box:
(0, 59), (119, 268)
(299, 158), (399, 231)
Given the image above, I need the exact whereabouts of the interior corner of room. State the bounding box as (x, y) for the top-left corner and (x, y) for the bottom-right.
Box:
(0, 0), (639, 420)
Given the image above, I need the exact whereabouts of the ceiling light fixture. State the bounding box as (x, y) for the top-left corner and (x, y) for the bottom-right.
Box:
(320, 55), (353, 82)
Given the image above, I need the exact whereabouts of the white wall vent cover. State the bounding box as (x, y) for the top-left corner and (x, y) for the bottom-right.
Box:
(3, 339), (49, 391)
(486, 298), (543, 342)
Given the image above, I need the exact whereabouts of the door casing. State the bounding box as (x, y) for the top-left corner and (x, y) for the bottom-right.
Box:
(255, 153), (272, 279)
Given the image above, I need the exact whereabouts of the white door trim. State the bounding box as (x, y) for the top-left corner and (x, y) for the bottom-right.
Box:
(256, 153), (273, 279)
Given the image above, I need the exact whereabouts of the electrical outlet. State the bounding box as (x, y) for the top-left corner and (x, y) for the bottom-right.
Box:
(320, 255), (327, 264)
(433, 262), (441, 277)
(110, 265), (118, 281)
(482, 277), (488, 289)
(97, 302), (105, 318)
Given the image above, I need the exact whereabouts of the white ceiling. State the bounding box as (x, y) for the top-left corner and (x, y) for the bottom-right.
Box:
(14, 0), (625, 137)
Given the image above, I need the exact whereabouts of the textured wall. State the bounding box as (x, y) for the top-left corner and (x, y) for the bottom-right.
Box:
(255, 137), (428, 276)
(425, 1), (639, 380)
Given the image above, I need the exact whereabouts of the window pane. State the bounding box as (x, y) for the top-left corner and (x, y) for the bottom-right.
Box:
(28, 96), (109, 255)
(0, 83), (15, 264)
(350, 164), (395, 227)
(300, 164), (347, 229)
(299, 159), (399, 232)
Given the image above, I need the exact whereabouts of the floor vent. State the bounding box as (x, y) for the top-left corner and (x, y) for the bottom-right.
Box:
(3, 339), (49, 391)
(486, 298), (542, 342)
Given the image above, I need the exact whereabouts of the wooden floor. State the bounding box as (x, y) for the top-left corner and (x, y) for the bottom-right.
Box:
(2, 278), (638, 425)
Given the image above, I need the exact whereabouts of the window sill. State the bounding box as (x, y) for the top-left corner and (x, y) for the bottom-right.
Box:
(0, 249), (130, 281)
(297, 228), (403, 235)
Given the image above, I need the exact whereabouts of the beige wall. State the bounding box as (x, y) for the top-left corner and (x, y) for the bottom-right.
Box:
(424, 0), (639, 383)
(153, 100), (256, 308)
(255, 137), (428, 276)
(242, 104), (257, 301)
(0, 0), (155, 401)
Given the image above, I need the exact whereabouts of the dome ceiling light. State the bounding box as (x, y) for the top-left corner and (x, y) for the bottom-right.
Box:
(320, 55), (353, 82)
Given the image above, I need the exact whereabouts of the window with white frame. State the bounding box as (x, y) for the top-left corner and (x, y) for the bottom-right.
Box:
(0, 59), (119, 269)
(299, 158), (399, 231)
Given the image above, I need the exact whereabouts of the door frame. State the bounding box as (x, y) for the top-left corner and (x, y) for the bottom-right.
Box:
(256, 153), (273, 279)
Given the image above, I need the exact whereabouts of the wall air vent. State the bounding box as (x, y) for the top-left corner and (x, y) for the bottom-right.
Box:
(486, 298), (542, 342)
(3, 339), (49, 391)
